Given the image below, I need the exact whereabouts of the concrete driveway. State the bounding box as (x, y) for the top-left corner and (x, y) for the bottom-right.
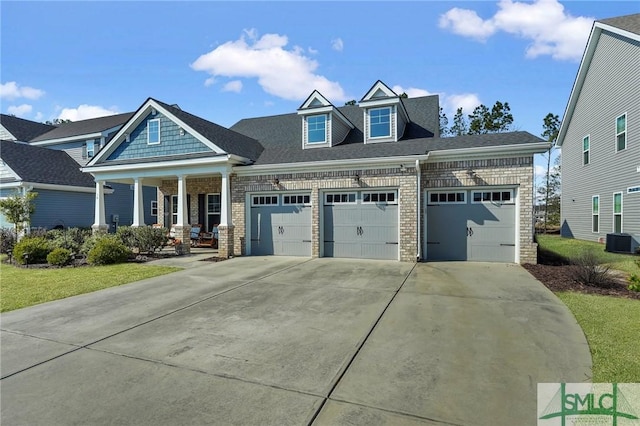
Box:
(0, 258), (591, 425)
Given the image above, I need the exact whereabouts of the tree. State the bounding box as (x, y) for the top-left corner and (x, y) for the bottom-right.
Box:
(439, 107), (449, 137)
(538, 113), (561, 232)
(344, 100), (357, 106)
(399, 92), (409, 98)
(449, 108), (468, 136)
(0, 190), (38, 236)
(468, 101), (513, 134)
(44, 118), (72, 125)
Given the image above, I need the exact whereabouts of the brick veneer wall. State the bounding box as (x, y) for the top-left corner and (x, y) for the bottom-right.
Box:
(232, 167), (419, 262)
(157, 177), (222, 226)
(421, 156), (537, 264)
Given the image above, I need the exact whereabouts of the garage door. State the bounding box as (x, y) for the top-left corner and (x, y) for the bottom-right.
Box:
(250, 193), (312, 256)
(323, 190), (398, 260)
(426, 189), (516, 262)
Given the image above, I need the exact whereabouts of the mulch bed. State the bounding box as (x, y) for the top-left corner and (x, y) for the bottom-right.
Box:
(523, 263), (640, 300)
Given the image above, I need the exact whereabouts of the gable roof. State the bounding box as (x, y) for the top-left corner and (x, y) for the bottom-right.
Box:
(0, 114), (57, 142)
(557, 13), (640, 146)
(30, 112), (134, 142)
(0, 140), (95, 188)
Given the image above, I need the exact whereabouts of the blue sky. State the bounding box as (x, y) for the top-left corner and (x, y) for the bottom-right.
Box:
(2, 1), (639, 180)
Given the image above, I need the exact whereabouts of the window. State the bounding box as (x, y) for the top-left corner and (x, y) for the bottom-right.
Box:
(171, 195), (178, 225)
(207, 193), (221, 231)
(362, 191), (397, 204)
(369, 107), (391, 138)
(616, 113), (626, 151)
(472, 190), (513, 204)
(86, 141), (95, 158)
(628, 186), (640, 194)
(148, 119), (160, 145)
(583, 135), (590, 165)
(428, 191), (466, 204)
(252, 195), (278, 206)
(307, 115), (326, 144)
(325, 193), (356, 204)
(151, 200), (158, 217)
(592, 196), (599, 233)
(613, 192), (622, 233)
(283, 194), (311, 205)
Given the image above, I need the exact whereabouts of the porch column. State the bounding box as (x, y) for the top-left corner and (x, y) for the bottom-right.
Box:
(218, 170), (234, 258)
(132, 177), (145, 227)
(92, 181), (108, 233)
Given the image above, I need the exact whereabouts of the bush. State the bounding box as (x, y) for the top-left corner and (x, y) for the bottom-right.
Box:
(47, 247), (72, 267)
(117, 226), (168, 254)
(629, 259), (640, 292)
(0, 227), (16, 254)
(87, 236), (131, 265)
(571, 249), (613, 288)
(13, 236), (53, 265)
(47, 227), (91, 254)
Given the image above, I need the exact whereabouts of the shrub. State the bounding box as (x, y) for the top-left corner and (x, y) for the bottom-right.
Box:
(13, 236), (53, 265)
(629, 259), (640, 292)
(47, 247), (72, 267)
(0, 227), (16, 254)
(571, 249), (613, 288)
(28, 227), (48, 238)
(117, 226), (168, 254)
(87, 236), (131, 265)
(47, 227), (91, 254)
(80, 231), (107, 257)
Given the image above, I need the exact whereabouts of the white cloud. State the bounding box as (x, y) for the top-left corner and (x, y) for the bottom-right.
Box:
(0, 81), (45, 100)
(331, 38), (344, 52)
(534, 164), (547, 180)
(439, 0), (594, 61)
(443, 93), (482, 115)
(222, 80), (243, 93)
(191, 29), (347, 102)
(7, 104), (33, 117)
(308, 47), (319, 55)
(34, 112), (43, 121)
(57, 104), (120, 121)
(391, 85), (435, 98)
(204, 77), (216, 87)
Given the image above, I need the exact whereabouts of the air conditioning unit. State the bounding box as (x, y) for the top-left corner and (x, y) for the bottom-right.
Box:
(605, 233), (632, 253)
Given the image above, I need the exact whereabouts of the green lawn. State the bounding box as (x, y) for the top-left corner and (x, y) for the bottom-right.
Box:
(0, 261), (181, 312)
(537, 234), (638, 274)
(556, 292), (640, 383)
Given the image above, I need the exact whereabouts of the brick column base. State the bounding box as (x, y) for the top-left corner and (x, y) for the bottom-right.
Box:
(91, 224), (109, 234)
(218, 225), (234, 259)
(173, 225), (191, 255)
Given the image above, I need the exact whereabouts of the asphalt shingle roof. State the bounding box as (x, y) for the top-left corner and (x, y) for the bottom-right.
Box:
(153, 99), (264, 161)
(30, 112), (134, 142)
(230, 96), (543, 165)
(0, 140), (95, 187)
(599, 13), (640, 35)
(0, 115), (57, 142)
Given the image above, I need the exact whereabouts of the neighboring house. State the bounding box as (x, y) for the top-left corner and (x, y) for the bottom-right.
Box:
(0, 114), (56, 142)
(0, 113), (157, 230)
(0, 140), (97, 229)
(84, 81), (548, 263)
(557, 13), (640, 251)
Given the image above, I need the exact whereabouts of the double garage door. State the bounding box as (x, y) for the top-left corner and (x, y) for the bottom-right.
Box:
(249, 190), (399, 260)
(426, 189), (516, 262)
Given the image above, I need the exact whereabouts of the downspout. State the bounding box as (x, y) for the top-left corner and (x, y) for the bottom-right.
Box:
(416, 158), (421, 261)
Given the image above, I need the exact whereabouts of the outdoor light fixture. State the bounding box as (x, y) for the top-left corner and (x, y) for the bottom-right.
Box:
(179, 128), (185, 136)
(400, 164), (406, 172)
(272, 178), (279, 185)
(353, 174), (360, 183)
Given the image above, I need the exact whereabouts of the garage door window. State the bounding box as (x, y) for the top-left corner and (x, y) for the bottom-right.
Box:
(362, 191), (397, 204)
(252, 195), (279, 206)
(472, 190), (513, 204)
(428, 192), (465, 204)
(283, 194), (311, 205)
(325, 193), (356, 204)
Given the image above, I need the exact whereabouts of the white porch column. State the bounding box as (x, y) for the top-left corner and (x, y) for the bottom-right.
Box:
(177, 175), (189, 226)
(92, 181), (107, 232)
(132, 177), (145, 227)
(220, 170), (232, 226)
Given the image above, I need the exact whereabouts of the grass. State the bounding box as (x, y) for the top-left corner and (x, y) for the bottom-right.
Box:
(0, 261), (181, 312)
(536, 234), (639, 274)
(556, 292), (640, 383)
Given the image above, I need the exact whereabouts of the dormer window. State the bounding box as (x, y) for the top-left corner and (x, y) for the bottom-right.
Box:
(148, 118), (160, 145)
(370, 107), (391, 138)
(307, 115), (327, 144)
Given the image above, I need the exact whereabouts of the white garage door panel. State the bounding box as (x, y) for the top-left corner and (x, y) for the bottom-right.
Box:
(250, 196), (311, 256)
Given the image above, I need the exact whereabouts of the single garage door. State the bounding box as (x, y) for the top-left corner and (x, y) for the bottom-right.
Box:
(426, 189), (516, 262)
(250, 193), (312, 256)
(323, 190), (398, 260)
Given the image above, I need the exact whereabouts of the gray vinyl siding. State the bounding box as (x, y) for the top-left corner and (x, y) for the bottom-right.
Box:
(30, 189), (95, 229)
(46, 139), (101, 165)
(561, 30), (640, 242)
(331, 114), (351, 146)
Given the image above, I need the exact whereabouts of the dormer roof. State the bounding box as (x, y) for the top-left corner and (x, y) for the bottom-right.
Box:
(359, 80), (410, 123)
(297, 90), (354, 129)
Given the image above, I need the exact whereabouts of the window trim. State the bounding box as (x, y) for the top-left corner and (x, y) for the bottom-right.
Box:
(305, 114), (328, 145)
(427, 191), (466, 205)
(282, 194), (311, 206)
(615, 113), (627, 152)
(251, 195), (279, 207)
(147, 118), (161, 145)
(362, 191), (398, 205)
(592, 195), (599, 233)
(582, 135), (590, 165)
(368, 106), (392, 139)
(86, 140), (95, 158)
(471, 190), (514, 204)
(613, 192), (623, 233)
(171, 195), (178, 225)
(324, 192), (357, 205)
(150, 200), (158, 217)
(628, 186), (640, 195)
